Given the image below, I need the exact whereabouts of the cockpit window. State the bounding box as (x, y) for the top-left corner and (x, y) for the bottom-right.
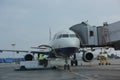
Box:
(62, 34), (69, 38)
(55, 34), (62, 39)
(58, 34), (62, 39)
(54, 34), (76, 39)
(69, 34), (76, 37)
(53, 34), (57, 40)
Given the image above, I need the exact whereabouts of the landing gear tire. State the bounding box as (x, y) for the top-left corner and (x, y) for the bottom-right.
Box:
(71, 60), (73, 66)
(64, 64), (70, 70)
(71, 60), (78, 66)
(75, 60), (78, 66)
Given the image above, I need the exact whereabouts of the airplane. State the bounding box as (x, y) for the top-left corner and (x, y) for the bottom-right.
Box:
(50, 30), (80, 69)
(0, 30), (94, 70)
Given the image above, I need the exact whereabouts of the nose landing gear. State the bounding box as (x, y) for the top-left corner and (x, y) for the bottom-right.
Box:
(64, 57), (70, 70)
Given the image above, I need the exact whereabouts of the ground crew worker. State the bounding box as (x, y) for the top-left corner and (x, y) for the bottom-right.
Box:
(39, 54), (45, 60)
(103, 51), (110, 65)
(38, 54), (45, 65)
(38, 54), (48, 67)
(98, 52), (105, 65)
(98, 51), (110, 65)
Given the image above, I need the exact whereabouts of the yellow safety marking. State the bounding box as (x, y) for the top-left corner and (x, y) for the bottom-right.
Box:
(57, 67), (95, 80)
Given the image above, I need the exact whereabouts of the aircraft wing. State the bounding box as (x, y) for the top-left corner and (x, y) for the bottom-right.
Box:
(31, 51), (50, 55)
(0, 49), (50, 55)
(0, 50), (29, 53)
(0, 44), (53, 55)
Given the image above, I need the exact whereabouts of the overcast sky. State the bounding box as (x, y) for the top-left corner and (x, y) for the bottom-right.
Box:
(0, 0), (120, 51)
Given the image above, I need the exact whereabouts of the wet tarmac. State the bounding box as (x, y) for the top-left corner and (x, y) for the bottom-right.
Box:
(0, 59), (120, 80)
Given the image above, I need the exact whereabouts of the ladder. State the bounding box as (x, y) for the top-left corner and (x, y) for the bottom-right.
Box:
(102, 22), (111, 46)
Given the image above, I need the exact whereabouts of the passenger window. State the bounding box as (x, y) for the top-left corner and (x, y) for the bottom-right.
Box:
(58, 35), (62, 38)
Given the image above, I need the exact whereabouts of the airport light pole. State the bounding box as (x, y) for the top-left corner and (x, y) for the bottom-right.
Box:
(11, 44), (16, 63)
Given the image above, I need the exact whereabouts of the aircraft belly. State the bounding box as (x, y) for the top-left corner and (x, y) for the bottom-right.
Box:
(55, 47), (78, 57)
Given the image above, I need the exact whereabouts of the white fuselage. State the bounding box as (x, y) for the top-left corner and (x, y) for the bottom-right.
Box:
(51, 37), (80, 49)
(50, 30), (80, 57)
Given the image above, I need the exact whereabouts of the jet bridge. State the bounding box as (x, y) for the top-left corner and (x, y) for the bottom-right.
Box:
(69, 21), (120, 50)
(106, 21), (120, 50)
(69, 22), (98, 46)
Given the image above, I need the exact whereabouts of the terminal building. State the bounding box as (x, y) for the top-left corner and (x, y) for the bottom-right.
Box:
(69, 21), (120, 50)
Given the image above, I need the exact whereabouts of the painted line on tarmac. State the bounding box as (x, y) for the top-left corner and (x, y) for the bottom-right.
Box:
(57, 67), (95, 80)
(69, 71), (95, 80)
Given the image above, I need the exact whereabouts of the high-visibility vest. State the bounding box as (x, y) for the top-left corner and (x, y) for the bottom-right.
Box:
(38, 56), (45, 60)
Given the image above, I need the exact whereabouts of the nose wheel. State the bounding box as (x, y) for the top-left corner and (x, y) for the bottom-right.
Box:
(64, 64), (70, 70)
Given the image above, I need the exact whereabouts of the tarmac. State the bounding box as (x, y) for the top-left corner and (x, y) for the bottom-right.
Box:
(0, 59), (120, 80)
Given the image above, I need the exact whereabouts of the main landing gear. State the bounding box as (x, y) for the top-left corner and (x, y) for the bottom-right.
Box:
(71, 54), (78, 66)
(71, 59), (78, 66)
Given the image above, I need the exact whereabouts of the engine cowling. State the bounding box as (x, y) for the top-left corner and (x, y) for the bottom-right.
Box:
(24, 54), (33, 61)
(82, 52), (94, 62)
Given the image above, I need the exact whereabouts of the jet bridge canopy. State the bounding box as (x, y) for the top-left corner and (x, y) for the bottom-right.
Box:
(70, 22), (88, 44)
(69, 22), (98, 46)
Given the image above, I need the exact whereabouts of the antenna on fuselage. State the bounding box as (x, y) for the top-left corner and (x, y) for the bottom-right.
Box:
(49, 27), (52, 41)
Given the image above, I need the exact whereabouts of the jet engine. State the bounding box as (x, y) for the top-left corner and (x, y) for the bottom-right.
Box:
(24, 54), (33, 61)
(82, 51), (94, 62)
